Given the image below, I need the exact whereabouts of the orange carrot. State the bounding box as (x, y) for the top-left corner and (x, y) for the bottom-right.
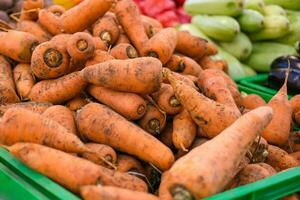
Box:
(92, 37), (108, 51)
(7, 143), (148, 193)
(19, 0), (44, 21)
(138, 102), (166, 136)
(159, 122), (174, 149)
(47, 5), (66, 17)
(151, 83), (181, 115)
(115, 27), (130, 45)
(248, 136), (269, 163)
(163, 71), (197, 90)
(92, 13), (120, 46)
(13, 63), (35, 100)
(289, 151), (300, 166)
(110, 43), (138, 59)
(197, 56), (228, 72)
(42, 105), (77, 135)
(0, 108), (87, 153)
(141, 15), (163, 38)
(165, 55), (202, 76)
(241, 94), (266, 110)
(159, 106), (273, 199)
(85, 50), (114, 67)
(80, 186), (158, 200)
(294, 111), (300, 125)
(83, 57), (162, 94)
(0, 30), (39, 63)
(281, 194), (299, 200)
(0, 101), (52, 116)
(142, 28), (177, 64)
(66, 93), (89, 111)
(290, 95), (300, 113)
(77, 103), (174, 171)
(29, 71), (87, 104)
(117, 154), (145, 174)
(17, 20), (51, 43)
(172, 109), (196, 151)
(38, 9), (61, 35)
(88, 85), (147, 120)
(115, 0), (149, 55)
(0, 56), (20, 104)
(31, 41), (70, 79)
(206, 42), (218, 56)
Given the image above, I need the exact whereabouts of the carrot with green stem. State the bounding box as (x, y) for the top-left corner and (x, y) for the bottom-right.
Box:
(17, 20), (51, 43)
(0, 102), (52, 116)
(6, 143), (148, 193)
(85, 50), (114, 67)
(83, 57), (162, 94)
(13, 63), (35, 100)
(110, 43), (138, 59)
(77, 103), (174, 171)
(159, 106), (273, 200)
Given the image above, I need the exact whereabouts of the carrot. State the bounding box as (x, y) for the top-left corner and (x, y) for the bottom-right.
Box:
(117, 154), (145, 174)
(282, 132), (300, 153)
(31, 41), (70, 79)
(295, 111), (300, 125)
(165, 55), (202, 76)
(115, 0), (149, 55)
(88, 85), (146, 120)
(165, 69), (241, 138)
(172, 109), (196, 151)
(92, 13), (120, 46)
(83, 57), (162, 94)
(281, 194), (299, 200)
(115, 27), (130, 45)
(85, 50), (114, 67)
(80, 185), (158, 200)
(206, 42), (218, 56)
(138, 101), (166, 136)
(290, 95), (300, 113)
(141, 15), (163, 38)
(0, 101), (52, 116)
(13, 63), (35, 100)
(51, 33), (71, 43)
(257, 163), (277, 174)
(159, 106), (273, 199)
(0, 56), (20, 104)
(197, 56), (228, 72)
(7, 143), (148, 193)
(80, 143), (117, 169)
(19, 0), (44, 21)
(0, 30), (39, 63)
(17, 20), (51, 43)
(47, 5), (66, 17)
(159, 122), (174, 149)
(142, 28), (177, 64)
(164, 54), (183, 72)
(265, 145), (298, 171)
(176, 31), (209, 59)
(66, 93), (89, 111)
(241, 94), (266, 110)
(110, 43), (138, 59)
(92, 37), (108, 51)
(77, 103), (174, 171)
(262, 70), (292, 146)
(151, 83), (181, 115)
(29, 71), (87, 104)
(42, 105), (77, 135)
(38, 9), (61, 35)
(0, 108), (87, 153)
(163, 71), (197, 90)
(248, 136), (269, 163)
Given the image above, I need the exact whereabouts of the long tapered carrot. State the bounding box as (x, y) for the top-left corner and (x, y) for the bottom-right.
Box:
(0, 56), (20, 104)
(17, 20), (52, 43)
(115, 0), (149, 55)
(29, 71), (87, 104)
(7, 143), (148, 193)
(0, 108), (87, 153)
(85, 50), (114, 67)
(77, 103), (174, 171)
(165, 69), (241, 138)
(0, 102), (52, 116)
(159, 106), (273, 200)
(83, 57), (162, 94)
(88, 85), (147, 120)
(110, 43), (138, 59)
(13, 63), (35, 100)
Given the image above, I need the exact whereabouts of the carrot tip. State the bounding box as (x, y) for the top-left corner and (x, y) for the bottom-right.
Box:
(180, 143), (188, 152)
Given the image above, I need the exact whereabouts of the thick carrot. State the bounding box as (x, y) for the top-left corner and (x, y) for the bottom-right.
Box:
(38, 9), (61, 35)
(29, 71), (87, 104)
(165, 55), (202, 76)
(295, 111), (300, 125)
(42, 105), (77, 135)
(51, 33), (71, 43)
(83, 57), (162, 94)
(85, 50), (114, 67)
(172, 109), (196, 151)
(20, 0), (44, 21)
(80, 143), (117, 169)
(17, 20), (51, 43)
(92, 13), (120, 46)
(265, 145), (298, 171)
(163, 71), (197, 90)
(0, 30), (39, 63)
(262, 71), (292, 146)
(197, 56), (228, 72)
(77, 103), (174, 171)
(110, 43), (138, 59)
(88, 85), (146, 120)
(257, 163), (277, 174)
(7, 143), (148, 193)
(151, 83), (181, 115)
(206, 42), (218, 56)
(47, 5), (66, 17)
(141, 15), (163, 38)
(159, 106), (273, 199)
(92, 37), (108, 51)
(290, 151), (300, 166)
(138, 102), (166, 136)
(13, 63), (35, 100)
(0, 101), (52, 116)
(142, 28), (177, 64)
(60, 0), (112, 33)
(159, 122), (174, 149)
(115, 27), (130, 45)
(165, 69), (241, 138)
(164, 54), (183, 72)
(176, 31), (209, 59)
(0, 56), (20, 104)
(66, 93), (89, 111)
(284, 132), (300, 152)
(117, 154), (145, 174)
(115, 0), (149, 55)
(241, 94), (266, 110)
(290, 95), (300, 113)
(31, 41), (70, 79)
(80, 185), (158, 200)
(0, 108), (87, 153)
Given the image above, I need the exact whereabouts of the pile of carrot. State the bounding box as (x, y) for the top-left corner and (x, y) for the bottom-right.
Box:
(0, 0), (299, 199)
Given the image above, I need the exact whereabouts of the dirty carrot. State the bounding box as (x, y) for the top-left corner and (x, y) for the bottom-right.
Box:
(241, 94), (266, 110)
(159, 123), (174, 149)
(92, 37), (108, 51)
(19, 0), (44, 21)
(17, 20), (51, 43)
(117, 154), (145, 174)
(66, 93), (89, 111)
(38, 9), (61, 35)
(141, 15), (163, 38)
(85, 50), (114, 67)
(0, 102), (52, 116)
(13, 63), (35, 100)
(110, 43), (138, 59)
(115, 27), (130, 45)
(197, 56), (228, 72)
